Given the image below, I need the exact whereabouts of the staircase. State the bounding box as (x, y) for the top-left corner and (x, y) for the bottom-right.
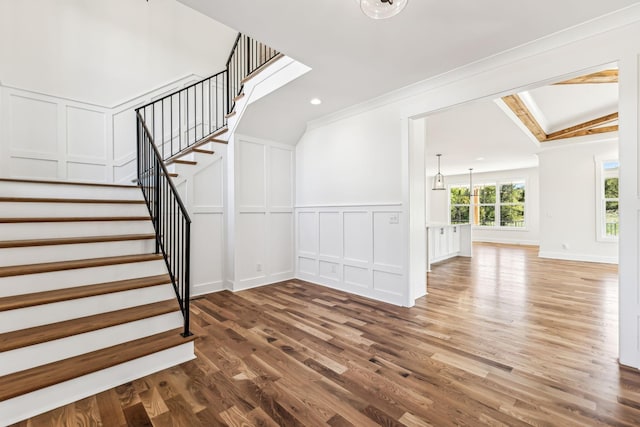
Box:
(0, 179), (195, 425)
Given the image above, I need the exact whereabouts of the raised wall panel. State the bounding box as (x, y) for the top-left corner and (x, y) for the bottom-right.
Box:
(238, 140), (266, 208)
(270, 147), (293, 208)
(191, 213), (224, 292)
(269, 213), (293, 275)
(319, 212), (341, 258)
(9, 158), (57, 178)
(193, 159), (223, 207)
(343, 212), (370, 263)
(66, 106), (106, 159)
(113, 159), (136, 183)
(373, 270), (403, 296)
(298, 257), (317, 275)
(298, 212), (317, 255)
(66, 162), (106, 182)
(237, 213), (266, 281)
(319, 260), (339, 281)
(344, 265), (369, 289)
(373, 212), (403, 268)
(112, 110), (135, 162)
(10, 95), (58, 154)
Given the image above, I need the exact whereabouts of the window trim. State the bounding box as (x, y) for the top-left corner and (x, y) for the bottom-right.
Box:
(447, 178), (528, 231)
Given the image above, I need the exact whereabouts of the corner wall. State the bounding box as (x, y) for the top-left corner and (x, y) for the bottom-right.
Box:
(538, 141), (618, 263)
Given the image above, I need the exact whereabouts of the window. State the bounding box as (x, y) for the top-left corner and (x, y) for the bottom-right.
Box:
(450, 185), (470, 224)
(596, 159), (619, 240)
(449, 180), (526, 228)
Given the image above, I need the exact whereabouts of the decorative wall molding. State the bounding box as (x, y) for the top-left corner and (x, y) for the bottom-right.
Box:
(295, 204), (406, 306)
(0, 75), (202, 184)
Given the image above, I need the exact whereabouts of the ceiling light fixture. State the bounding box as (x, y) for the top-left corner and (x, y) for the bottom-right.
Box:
(310, 98), (322, 105)
(360, 0), (408, 20)
(432, 154), (446, 190)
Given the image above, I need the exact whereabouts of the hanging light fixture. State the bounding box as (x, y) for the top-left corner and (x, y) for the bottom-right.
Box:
(360, 0), (408, 20)
(432, 154), (446, 190)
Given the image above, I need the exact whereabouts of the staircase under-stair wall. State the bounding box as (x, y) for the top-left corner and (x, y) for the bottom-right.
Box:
(0, 179), (195, 425)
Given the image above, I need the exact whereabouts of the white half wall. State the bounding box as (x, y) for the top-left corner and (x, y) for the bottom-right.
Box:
(429, 167), (540, 246)
(231, 135), (295, 290)
(0, 0), (236, 106)
(538, 140), (618, 264)
(295, 205), (406, 306)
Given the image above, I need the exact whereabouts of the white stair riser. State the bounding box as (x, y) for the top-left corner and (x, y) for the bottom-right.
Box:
(0, 220), (154, 240)
(2, 284), (175, 333)
(1, 202), (150, 218)
(0, 342), (195, 426)
(0, 182), (142, 200)
(0, 311), (183, 376)
(0, 239), (155, 267)
(0, 259), (167, 297)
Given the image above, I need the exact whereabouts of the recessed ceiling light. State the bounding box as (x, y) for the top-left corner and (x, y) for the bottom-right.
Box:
(475, 157), (485, 161)
(310, 98), (322, 105)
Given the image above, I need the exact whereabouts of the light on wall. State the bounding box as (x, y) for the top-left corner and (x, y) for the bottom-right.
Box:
(360, 0), (408, 20)
(432, 154), (446, 190)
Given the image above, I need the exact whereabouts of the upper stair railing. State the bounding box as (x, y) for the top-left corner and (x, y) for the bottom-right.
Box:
(135, 33), (279, 337)
(137, 33), (279, 163)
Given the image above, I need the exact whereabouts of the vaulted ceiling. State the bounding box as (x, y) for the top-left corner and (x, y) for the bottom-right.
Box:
(425, 67), (619, 176)
(177, 0), (637, 144)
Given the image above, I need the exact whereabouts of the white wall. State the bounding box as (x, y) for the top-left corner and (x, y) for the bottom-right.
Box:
(296, 8), (640, 367)
(231, 135), (295, 290)
(0, 0), (236, 106)
(429, 167), (540, 246)
(538, 141), (618, 263)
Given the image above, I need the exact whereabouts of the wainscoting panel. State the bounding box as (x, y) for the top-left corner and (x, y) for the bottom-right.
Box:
(0, 75), (203, 184)
(296, 204), (405, 305)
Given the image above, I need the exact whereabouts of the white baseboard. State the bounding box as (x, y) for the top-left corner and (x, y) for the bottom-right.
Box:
(0, 342), (195, 426)
(296, 272), (405, 306)
(538, 250), (618, 264)
(232, 272), (295, 292)
(191, 280), (225, 297)
(473, 237), (540, 246)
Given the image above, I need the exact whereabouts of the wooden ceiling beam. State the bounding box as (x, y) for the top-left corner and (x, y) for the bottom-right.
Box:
(547, 125), (618, 141)
(545, 112), (618, 141)
(501, 94), (547, 142)
(554, 69), (618, 85)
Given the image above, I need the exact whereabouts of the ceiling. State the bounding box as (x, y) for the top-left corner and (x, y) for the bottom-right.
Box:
(424, 69), (619, 176)
(177, 0), (638, 145)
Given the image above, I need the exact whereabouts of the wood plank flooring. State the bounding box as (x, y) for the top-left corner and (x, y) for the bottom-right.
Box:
(11, 244), (640, 426)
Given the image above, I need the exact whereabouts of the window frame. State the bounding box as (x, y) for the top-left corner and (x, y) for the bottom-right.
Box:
(447, 178), (528, 230)
(595, 156), (619, 242)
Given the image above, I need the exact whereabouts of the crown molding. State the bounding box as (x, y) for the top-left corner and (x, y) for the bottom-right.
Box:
(305, 3), (640, 132)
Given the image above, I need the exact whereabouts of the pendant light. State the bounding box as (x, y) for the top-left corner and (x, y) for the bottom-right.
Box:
(360, 0), (408, 20)
(432, 154), (446, 190)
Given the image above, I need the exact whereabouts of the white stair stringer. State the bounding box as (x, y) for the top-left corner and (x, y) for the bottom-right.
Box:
(0, 342), (195, 426)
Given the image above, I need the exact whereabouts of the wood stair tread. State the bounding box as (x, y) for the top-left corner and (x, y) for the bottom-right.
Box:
(233, 93), (245, 102)
(0, 253), (163, 278)
(0, 216), (150, 223)
(0, 299), (180, 352)
(0, 328), (196, 401)
(0, 197), (145, 204)
(0, 274), (171, 311)
(0, 178), (139, 189)
(171, 159), (197, 166)
(225, 111), (237, 119)
(192, 148), (215, 155)
(0, 233), (155, 249)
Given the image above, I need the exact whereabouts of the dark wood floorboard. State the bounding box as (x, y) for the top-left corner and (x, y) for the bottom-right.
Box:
(12, 243), (640, 426)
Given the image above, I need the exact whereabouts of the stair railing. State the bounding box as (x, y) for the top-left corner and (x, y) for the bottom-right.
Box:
(136, 33), (279, 163)
(136, 111), (192, 337)
(135, 33), (279, 337)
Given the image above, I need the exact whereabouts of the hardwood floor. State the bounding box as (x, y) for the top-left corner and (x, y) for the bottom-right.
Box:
(12, 244), (640, 426)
